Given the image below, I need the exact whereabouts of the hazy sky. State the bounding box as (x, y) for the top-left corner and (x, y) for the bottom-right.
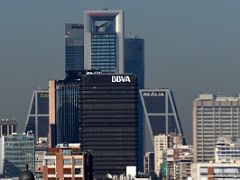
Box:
(1, 1), (240, 144)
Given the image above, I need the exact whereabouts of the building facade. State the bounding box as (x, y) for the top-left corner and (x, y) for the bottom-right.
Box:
(140, 89), (184, 150)
(25, 89), (49, 139)
(124, 37), (144, 89)
(215, 136), (240, 163)
(0, 133), (35, 178)
(65, 23), (84, 74)
(84, 10), (124, 73)
(0, 119), (17, 138)
(154, 133), (183, 177)
(49, 72), (138, 179)
(193, 94), (240, 162)
(144, 152), (154, 176)
(191, 162), (240, 180)
(43, 144), (93, 180)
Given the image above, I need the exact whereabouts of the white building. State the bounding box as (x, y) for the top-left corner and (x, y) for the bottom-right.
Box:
(191, 162), (240, 180)
(215, 136), (240, 163)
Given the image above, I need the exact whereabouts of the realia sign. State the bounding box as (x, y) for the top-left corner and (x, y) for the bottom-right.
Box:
(112, 76), (131, 83)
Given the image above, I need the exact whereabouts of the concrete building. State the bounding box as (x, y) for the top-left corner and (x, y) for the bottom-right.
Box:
(215, 136), (240, 163)
(193, 94), (240, 162)
(84, 9), (124, 73)
(0, 133), (35, 178)
(191, 162), (240, 179)
(25, 89), (49, 139)
(35, 139), (48, 179)
(0, 118), (17, 138)
(166, 145), (193, 180)
(154, 133), (183, 177)
(43, 144), (93, 180)
(144, 152), (154, 176)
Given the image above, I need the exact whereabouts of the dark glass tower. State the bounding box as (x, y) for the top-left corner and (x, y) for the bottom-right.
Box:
(49, 72), (138, 179)
(140, 89), (184, 150)
(65, 23), (84, 74)
(125, 37), (144, 171)
(25, 90), (49, 139)
(124, 37), (144, 89)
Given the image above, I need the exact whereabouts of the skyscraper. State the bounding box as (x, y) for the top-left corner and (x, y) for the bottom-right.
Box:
(25, 89), (49, 139)
(65, 23), (84, 74)
(84, 10), (124, 73)
(49, 71), (138, 179)
(124, 37), (144, 89)
(140, 89), (184, 150)
(193, 93), (240, 162)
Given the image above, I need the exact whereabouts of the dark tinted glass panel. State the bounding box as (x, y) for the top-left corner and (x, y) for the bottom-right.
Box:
(149, 116), (166, 135)
(143, 95), (165, 113)
(2, 125), (7, 135)
(38, 117), (49, 137)
(26, 117), (35, 134)
(37, 92), (49, 114)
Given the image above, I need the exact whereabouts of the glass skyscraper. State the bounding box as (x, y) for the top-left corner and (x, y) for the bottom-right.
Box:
(140, 89), (184, 150)
(49, 72), (138, 179)
(84, 10), (124, 73)
(124, 37), (144, 89)
(25, 89), (49, 139)
(65, 23), (84, 74)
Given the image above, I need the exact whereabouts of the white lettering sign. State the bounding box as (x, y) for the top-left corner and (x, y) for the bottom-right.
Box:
(112, 76), (131, 83)
(143, 92), (165, 96)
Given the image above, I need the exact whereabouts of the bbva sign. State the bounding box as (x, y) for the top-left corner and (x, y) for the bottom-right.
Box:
(112, 76), (131, 83)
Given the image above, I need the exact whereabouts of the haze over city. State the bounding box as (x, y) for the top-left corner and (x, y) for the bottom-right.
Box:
(1, 0), (240, 144)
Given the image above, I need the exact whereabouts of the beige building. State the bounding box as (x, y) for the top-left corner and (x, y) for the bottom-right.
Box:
(154, 133), (183, 177)
(193, 94), (240, 163)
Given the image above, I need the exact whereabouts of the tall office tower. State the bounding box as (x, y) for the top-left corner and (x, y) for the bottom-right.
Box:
(49, 72), (138, 179)
(48, 79), (80, 146)
(84, 10), (124, 73)
(125, 37), (144, 171)
(124, 37), (144, 89)
(25, 89), (49, 139)
(65, 23), (84, 75)
(43, 144), (93, 180)
(0, 118), (17, 138)
(193, 94), (240, 163)
(140, 89), (184, 150)
(0, 133), (35, 178)
(80, 73), (138, 179)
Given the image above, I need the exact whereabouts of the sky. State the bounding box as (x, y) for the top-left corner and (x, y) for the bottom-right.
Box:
(0, 1), (240, 144)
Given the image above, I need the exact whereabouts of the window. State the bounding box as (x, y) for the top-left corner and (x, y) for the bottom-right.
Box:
(75, 168), (82, 175)
(64, 159), (72, 166)
(74, 159), (82, 166)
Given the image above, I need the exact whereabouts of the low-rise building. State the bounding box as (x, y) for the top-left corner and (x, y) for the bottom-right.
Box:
(191, 162), (240, 179)
(42, 144), (93, 180)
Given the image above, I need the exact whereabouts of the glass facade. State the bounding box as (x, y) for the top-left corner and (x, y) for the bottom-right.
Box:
(91, 33), (116, 73)
(54, 73), (138, 179)
(140, 89), (184, 150)
(25, 90), (49, 138)
(2, 134), (35, 178)
(65, 24), (84, 74)
(55, 81), (80, 144)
